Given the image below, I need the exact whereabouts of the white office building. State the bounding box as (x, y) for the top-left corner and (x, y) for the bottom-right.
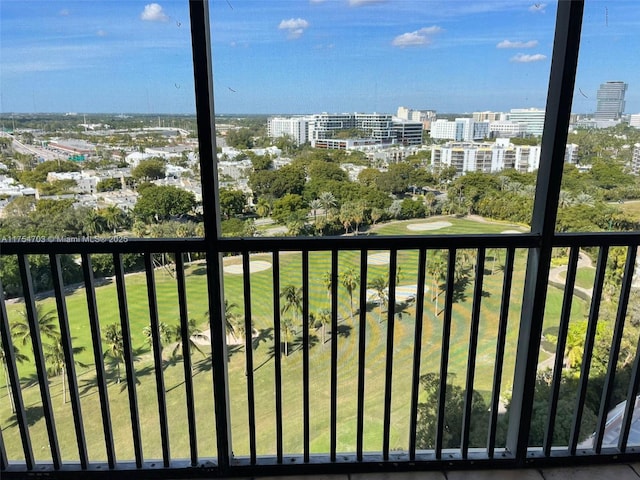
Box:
(267, 116), (313, 145)
(429, 118), (488, 141)
(489, 121), (526, 138)
(508, 108), (546, 137)
(629, 114), (640, 129)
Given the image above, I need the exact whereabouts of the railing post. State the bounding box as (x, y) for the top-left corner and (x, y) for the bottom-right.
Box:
(506, 0), (583, 463)
(189, 0), (232, 471)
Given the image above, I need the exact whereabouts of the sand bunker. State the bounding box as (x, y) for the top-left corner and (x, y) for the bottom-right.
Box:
(368, 252), (390, 265)
(407, 221), (452, 231)
(501, 230), (523, 234)
(223, 260), (272, 274)
(366, 284), (429, 302)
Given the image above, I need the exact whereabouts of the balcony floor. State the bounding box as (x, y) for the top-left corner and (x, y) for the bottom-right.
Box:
(240, 464), (640, 480)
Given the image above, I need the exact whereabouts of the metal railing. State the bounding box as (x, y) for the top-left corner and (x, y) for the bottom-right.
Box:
(1, 231), (640, 478)
(6, 0), (640, 477)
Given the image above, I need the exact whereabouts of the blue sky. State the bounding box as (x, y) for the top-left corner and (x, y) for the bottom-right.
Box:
(1, 1), (639, 115)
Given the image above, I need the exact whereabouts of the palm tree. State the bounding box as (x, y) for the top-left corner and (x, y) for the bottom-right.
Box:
(322, 271), (332, 303)
(558, 190), (574, 208)
(368, 275), (389, 323)
(280, 285), (303, 324)
(103, 323), (124, 383)
(11, 306), (60, 348)
(0, 344), (28, 413)
(340, 267), (360, 321)
(427, 252), (448, 316)
(280, 285), (303, 356)
(309, 198), (322, 221)
(314, 309), (331, 345)
(221, 299), (242, 340)
(142, 321), (174, 348)
(171, 318), (208, 360)
(43, 340), (86, 404)
(318, 191), (337, 219)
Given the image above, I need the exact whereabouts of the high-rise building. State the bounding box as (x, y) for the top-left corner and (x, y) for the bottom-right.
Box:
(267, 116), (313, 145)
(595, 81), (627, 120)
(508, 108), (546, 137)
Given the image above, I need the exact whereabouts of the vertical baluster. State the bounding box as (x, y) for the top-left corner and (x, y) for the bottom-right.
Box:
(302, 251), (310, 462)
(18, 255), (60, 469)
(382, 250), (398, 460)
(569, 246), (608, 454)
(594, 246), (636, 453)
(113, 254), (143, 467)
(543, 247), (579, 455)
(436, 248), (457, 458)
(272, 252), (283, 463)
(461, 248), (485, 458)
(0, 425), (6, 470)
(143, 253), (171, 466)
(356, 249), (368, 461)
(487, 248), (515, 457)
(175, 253), (198, 466)
(241, 252), (257, 464)
(81, 253), (115, 468)
(50, 254), (88, 468)
(0, 276), (33, 469)
(409, 248), (427, 460)
(330, 249), (338, 462)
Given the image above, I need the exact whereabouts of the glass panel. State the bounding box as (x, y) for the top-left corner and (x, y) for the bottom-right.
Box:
(210, 0), (557, 239)
(560, 0), (640, 233)
(0, 1), (201, 240)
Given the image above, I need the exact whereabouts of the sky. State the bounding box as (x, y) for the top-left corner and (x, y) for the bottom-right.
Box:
(1, 0), (640, 115)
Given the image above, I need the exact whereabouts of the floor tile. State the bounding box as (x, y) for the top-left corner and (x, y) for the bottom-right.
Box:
(351, 472), (445, 480)
(542, 464), (640, 480)
(447, 469), (543, 480)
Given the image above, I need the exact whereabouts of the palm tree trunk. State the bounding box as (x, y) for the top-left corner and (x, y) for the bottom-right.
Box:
(3, 360), (15, 413)
(62, 365), (67, 405)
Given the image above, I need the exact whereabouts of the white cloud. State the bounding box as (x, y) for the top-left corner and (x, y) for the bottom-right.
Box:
(141, 3), (169, 22)
(278, 18), (309, 39)
(497, 39), (538, 49)
(511, 53), (547, 63)
(349, 0), (387, 5)
(96, 30), (107, 37)
(392, 26), (442, 47)
(529, 3), (546, 13)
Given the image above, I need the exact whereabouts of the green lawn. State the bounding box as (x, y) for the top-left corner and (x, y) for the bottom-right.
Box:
(559, 267), (596, 291)
(0, 216), (588, 463)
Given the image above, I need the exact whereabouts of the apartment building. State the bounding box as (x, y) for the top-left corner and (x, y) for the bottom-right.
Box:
(266, 116), (313, 145)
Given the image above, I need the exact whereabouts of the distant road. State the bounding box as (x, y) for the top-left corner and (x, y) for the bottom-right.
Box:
(4, 134), (67, 162)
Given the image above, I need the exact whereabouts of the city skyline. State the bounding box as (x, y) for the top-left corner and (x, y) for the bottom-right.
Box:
(2, 1), (640, 115)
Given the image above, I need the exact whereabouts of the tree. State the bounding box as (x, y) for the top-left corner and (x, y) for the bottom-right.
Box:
(368, 275), (389, 323)
(340, 267), (360, 321)
(313, 309), (331, 345)
(133, 185), (196, 222)
(416, 373), (489, 449)
(0, 344), (28, 413)
(96, 178), (122, 192)
(219, 188), (246, 219)
(43, 339), (86, 404)
(427, 252), (448, 316)
(271, 194), (307, 225)
(226, 128), (254, 149)
(280, 285), (303, 356)
(103, 323), (124, 384)
(171, 318), (208, 374)
(131, 159), (166, 181)
(11, 306), (60, 348)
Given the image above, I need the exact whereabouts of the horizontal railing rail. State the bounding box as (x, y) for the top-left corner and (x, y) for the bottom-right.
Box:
(1, 231), (639, 478)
